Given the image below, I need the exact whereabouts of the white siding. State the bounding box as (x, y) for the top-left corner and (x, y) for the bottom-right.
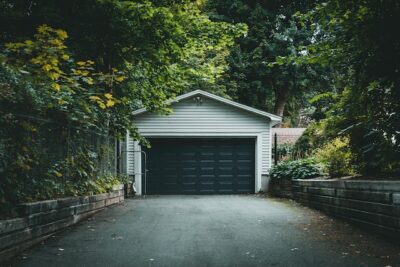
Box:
(126, 134), (135, 175)
(131, 97), (272, 174)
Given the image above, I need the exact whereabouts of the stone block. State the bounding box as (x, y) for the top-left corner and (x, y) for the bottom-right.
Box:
(27, 206), (75, 227)
(336, 189), (391, 203)
(292, 186), (307, 193)
(105, 197), (120, 207)
(18, 200), (58, 216)
(88, 193), (111, 203)
(393, 193), (400, 205)
(344, 181), (400, 192)
(79, 196), (90, 205)
(292, 180), (313, 187)
(311, 180), (346, 189)
(75, 200), (105, 215)
(306, 187), (336, 196)
(308, 200), (400, 229)
(334, 197), (398, 217)
(0, 217), (28, 236)
(57, 197), (81, 208)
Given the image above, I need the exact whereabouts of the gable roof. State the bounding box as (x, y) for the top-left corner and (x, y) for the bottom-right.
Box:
(132, 90), (282, 125)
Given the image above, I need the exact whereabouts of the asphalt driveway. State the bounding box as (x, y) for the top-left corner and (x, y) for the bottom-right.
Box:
(8, 195), (400, 267)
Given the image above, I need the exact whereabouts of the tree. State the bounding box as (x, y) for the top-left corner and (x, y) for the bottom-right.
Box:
(283, 0), (400, 175)
(205, 0), (327, 124)
(0, 1), (246, 211)
(0, 0), (246, 108)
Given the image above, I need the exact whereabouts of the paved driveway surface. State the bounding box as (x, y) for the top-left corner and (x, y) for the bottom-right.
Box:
(8, 195), (400, 267)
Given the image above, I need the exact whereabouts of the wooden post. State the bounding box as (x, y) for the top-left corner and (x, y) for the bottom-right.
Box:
(274, 133), (278, 165)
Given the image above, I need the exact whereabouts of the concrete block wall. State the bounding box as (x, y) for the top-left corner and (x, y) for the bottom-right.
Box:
(0, 186), (124, 262)
(292, 179), (400, 238)
(269, 179), (293, 198)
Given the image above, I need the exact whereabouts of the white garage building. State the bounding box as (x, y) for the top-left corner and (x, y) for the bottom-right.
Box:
(124, 90), (281, 195)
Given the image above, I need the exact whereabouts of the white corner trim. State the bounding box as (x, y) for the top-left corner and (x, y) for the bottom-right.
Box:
(134, 141), (142, 195)
(255, 134), (263, 192)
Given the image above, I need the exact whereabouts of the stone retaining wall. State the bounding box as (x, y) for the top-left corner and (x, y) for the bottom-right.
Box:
(269, 179), (293, 198)
(292, 179), (400, 238)
(0, 186), (124, 262)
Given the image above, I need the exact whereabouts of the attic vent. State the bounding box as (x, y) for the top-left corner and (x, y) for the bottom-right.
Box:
(193, 96), (203, 105)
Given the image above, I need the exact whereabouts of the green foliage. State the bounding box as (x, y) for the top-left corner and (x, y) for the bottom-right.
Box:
(277, 0), (400, 175)
(0, 0), (246, 127)
(205, 0), (332, 123)
(0, 25), (121, 211)
(315, 137), (355, 178)
(293, 121), (329, 158)
(0, 1), (245, 215)
(270, 158), (322, 180)
(273, 143), (295, 161)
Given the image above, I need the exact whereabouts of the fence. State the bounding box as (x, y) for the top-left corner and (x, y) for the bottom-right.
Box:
(0, 114), (117, 199)
(272, 128), (306, 164)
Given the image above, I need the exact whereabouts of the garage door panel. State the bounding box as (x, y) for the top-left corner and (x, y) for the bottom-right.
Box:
(219, 166), (233, 171)
(143, 138), (255, 194)
(219, 159), (234, 164)
(182, 167), (196, 173)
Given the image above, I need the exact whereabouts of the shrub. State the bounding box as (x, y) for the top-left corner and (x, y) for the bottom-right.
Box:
(315, 137), (355, 178)
(293, 122), (328, 159)
(273, 142), (295, 161)
(270, 158), (322, 180)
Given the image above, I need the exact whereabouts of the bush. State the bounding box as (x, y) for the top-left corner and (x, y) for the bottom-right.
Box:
(315, 137), (355, 178)
(270, 158), (322, 180)
(293, 122), (328, 159)
(273, 143), (295, 161)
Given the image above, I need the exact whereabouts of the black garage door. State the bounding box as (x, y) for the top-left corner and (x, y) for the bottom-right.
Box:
(143, 138), (255, 194)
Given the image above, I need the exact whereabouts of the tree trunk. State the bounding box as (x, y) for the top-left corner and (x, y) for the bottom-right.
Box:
(274, 89), (289, 126)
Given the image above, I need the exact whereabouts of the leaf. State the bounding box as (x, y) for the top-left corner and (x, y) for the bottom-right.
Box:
(115, 76), (125, 82)
(51, 83), (61, 91)
(106, 99), (115, 107)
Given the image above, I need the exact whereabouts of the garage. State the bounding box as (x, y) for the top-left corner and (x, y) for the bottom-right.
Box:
(125, 90), (281, 195)
(143, 138), (255, 194)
